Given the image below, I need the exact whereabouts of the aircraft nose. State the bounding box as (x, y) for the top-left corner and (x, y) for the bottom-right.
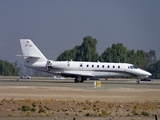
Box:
(140, 70), (152, 77)
(147, 72), (152, 76)
(137, 69), (152, 78)
(144, 71), (152, 76)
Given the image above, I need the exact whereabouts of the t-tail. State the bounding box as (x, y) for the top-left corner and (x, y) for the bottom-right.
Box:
(19, 39), (48, 70)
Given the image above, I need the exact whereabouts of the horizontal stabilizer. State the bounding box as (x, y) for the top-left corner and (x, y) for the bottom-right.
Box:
(16, 55), (41, 58)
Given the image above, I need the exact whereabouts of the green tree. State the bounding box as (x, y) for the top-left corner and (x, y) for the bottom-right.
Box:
(133, 50), (147, 69)
(57, 36), (98, 61)
(147, 60), (160, 79)
(145, 49), (157, 68)
(77, 36), (98, 61)
(99, 43), (128, 62)
(127, 50), (135, 64)
(99, 47), (112, 62)
(0, 60), (18, 76)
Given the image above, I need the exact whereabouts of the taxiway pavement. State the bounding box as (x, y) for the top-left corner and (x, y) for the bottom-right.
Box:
(0, 77), (160, 90)
(0, 77), (160, 102)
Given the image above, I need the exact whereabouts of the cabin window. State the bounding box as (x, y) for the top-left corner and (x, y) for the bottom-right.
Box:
(108, 65), (110, 68)
(86, 65), (89, 67)
(102, 65), (104, 68)
(113, 66), (115, 68)
(118, 66), (120, 68)
(97, 65), (99, 68)
(80, 64), (82, 67)
(92, 65), (94, 67)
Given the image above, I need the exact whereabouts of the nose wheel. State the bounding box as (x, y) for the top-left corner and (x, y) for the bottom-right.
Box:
(136, 79), (140, 84)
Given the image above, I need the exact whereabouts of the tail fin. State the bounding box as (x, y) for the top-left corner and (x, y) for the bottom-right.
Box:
(20, 39), (47, 62)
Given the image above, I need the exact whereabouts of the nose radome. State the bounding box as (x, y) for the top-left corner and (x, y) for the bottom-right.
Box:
(141, 69), (152, 77)
(148, 72), (152, 76)
(145, 71), (152, 76)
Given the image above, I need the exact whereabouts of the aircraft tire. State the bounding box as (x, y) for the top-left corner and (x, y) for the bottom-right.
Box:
(80, 80), (84, 83)
(74, 79), (79, 83)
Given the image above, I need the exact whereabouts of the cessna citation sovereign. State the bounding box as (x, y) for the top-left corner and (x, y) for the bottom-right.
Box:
(18, 39), (151, 83)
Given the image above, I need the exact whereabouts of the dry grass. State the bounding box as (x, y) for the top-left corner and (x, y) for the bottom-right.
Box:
(0, 99), (159, 117)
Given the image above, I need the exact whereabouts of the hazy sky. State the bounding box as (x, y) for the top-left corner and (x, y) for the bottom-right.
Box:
(0, 0), (160, 64)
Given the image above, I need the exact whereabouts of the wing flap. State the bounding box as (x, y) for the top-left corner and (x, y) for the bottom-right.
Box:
(61, 71), (94, 77)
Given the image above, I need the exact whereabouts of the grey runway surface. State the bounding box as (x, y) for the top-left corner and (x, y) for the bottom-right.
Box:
(0, 77), (160, 90)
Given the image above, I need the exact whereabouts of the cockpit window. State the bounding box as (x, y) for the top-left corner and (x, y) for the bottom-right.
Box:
(132, 66), (138, 69)
(129, 66), (138, 69)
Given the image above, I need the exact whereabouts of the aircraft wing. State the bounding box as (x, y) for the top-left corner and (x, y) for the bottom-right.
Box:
(61, 71), (94, 77)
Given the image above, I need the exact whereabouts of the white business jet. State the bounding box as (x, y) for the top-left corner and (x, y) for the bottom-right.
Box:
(19, 39), (151, 83)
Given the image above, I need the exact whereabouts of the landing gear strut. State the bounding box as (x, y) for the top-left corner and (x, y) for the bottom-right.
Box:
(74, 76), (85, 83)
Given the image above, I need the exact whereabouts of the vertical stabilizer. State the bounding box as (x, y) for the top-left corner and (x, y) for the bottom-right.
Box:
(20, 39), (47, 62)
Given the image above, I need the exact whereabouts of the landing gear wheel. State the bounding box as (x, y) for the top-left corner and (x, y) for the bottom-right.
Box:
(74, 77), (84, 83)
(80, 80), (84, 83)
(74, 79), (79, 83)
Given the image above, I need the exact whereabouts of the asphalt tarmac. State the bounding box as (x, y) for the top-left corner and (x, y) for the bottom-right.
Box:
(0, 77), (160, 90)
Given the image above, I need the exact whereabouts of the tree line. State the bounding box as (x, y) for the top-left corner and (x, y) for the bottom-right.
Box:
(0, 36), (159, 78)
(0, 60), (18, 76)
(57, 36), (158, 78)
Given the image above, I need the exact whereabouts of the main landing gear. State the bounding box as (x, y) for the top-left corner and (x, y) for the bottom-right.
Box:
(74, 76), (86, 83)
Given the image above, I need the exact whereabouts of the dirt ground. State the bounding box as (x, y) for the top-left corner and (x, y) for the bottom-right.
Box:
(0, 85), (159, 120)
